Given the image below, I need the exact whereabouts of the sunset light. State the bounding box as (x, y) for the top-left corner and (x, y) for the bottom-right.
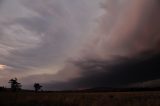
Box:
(0, 64), (6, 70)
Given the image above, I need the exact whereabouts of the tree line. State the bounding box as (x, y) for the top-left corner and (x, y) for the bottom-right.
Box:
(3, 78), (43, 92)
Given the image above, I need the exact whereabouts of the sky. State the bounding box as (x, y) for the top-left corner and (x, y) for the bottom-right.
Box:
(0, 0), (160, 90)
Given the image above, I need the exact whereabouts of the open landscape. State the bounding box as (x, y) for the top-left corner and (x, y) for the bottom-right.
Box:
(0, 0), (160, 106)
(0, 91), (160, 106)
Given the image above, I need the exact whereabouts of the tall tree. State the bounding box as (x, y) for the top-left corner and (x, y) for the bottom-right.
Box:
(8, 78), (22, 92)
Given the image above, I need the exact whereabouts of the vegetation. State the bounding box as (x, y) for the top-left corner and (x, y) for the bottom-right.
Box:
(8, 78), (22, 92)
(0, 78), (159, 106)
(34, 83), (42, 92)
(0, 91), (160, 106)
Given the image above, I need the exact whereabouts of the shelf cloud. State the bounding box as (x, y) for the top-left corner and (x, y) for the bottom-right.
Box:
(0, 0), (160, 90)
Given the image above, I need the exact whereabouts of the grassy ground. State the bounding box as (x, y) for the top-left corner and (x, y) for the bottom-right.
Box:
(0, 91), (160, 106)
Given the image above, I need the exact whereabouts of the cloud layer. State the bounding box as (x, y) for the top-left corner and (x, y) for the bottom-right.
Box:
(0, 0), (160, 90)
(46, 0), (160, 90)
(0, 0), (102, 86)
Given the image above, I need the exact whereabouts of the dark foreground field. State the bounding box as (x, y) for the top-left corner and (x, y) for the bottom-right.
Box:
(0, 91), (160, 106)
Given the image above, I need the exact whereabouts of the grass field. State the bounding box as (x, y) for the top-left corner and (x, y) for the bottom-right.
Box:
(0, 91), (160, 106)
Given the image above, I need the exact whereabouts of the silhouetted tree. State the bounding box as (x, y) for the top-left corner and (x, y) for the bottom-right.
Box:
(34, 83), (42, 92)
(8, 78), (22, 92)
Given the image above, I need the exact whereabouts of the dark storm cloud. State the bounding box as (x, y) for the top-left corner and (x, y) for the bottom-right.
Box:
(71, 0), (160, 88)
(44, 53), (160, 90)
(73, 54), (160, 88)
(0, 0), (160, 90)
(42, 0), (160, 90)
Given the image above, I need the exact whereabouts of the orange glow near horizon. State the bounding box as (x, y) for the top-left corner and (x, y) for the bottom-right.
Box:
(0, 64), (6, 70)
